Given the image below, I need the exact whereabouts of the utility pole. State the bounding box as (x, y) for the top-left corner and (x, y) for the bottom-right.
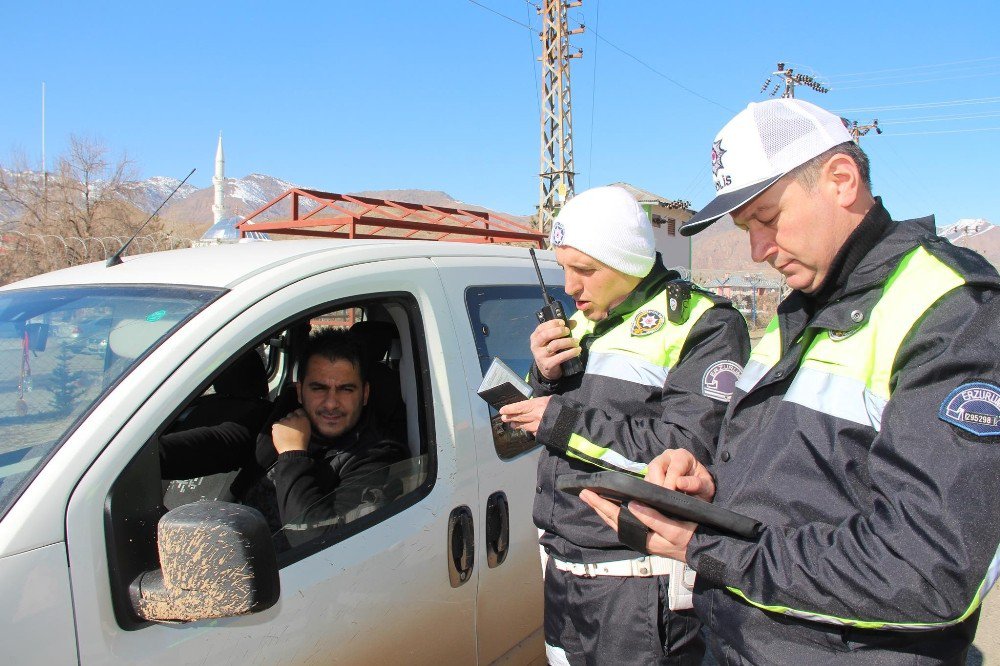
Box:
(845, 118), (882, 144)
(42, 82), (48, 225)
(536, 0), (583, 234)
(760, 62), (829, 99)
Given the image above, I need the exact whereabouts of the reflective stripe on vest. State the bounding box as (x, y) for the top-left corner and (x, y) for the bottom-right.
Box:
(728, 246), (1000, 630)
(735, 316), (780, 393)
(570, 289), (716, 389)
(565, 434), (649, 477)
(738, 246), (964, 431)
(561, 288), (717, 473)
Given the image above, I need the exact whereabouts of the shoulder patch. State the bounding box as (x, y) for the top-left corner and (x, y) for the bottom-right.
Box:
(631, 309), (665, 337)
(702, 360), (743, 402)
(939, 381), (1000, 437)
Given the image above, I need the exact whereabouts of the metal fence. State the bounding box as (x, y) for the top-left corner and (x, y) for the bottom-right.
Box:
(675, 266), (788, 331)
(2, 231), (192, 261)
(0, 231), (195, 286)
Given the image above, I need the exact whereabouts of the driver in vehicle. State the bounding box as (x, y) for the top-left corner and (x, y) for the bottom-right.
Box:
(159, 328), (409, 547)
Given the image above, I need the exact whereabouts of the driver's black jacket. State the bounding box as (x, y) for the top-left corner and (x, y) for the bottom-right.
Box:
(159, 413), (407, 539)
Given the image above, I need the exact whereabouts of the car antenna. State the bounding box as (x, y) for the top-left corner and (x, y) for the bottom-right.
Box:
(106, 167), (196, 267)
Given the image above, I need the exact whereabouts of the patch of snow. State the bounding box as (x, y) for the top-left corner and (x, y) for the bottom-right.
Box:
(940, 218), (994, 241)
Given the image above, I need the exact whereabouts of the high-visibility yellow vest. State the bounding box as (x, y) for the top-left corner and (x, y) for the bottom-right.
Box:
(728, 246), (989, 631)
(560, 287), (718, 475)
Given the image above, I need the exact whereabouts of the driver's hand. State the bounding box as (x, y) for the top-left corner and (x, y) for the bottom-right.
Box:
(272, 408), (311, 454)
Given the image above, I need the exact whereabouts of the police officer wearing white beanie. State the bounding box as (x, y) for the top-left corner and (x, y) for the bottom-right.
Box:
(501, 185), (749, 665)
(553, 185), (657, 279)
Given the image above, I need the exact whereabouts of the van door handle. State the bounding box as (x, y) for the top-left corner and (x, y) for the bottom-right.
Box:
(447, 506), (474, 587)
(485, 491), (509, 568)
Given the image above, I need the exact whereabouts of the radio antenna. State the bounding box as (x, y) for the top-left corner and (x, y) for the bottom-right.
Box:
(529, 248), (554, 305)
(106, 167), (195, 267)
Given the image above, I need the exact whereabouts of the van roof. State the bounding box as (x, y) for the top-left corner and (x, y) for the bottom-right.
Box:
(1, 239), (552, 291)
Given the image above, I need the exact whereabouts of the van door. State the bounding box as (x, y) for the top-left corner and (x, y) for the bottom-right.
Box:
(65, 258), (480, 664)
(434, 253), (572, 665)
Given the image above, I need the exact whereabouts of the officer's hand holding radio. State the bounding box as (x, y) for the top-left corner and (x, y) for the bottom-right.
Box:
(530, 319), (582, 381)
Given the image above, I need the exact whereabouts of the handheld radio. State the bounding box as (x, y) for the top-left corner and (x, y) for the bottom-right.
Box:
(529, 248), (584, 377)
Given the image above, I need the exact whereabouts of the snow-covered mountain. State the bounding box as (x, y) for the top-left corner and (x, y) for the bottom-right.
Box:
(939, 218), (994, 242)
(2, 168), (531, 238)
(938, 217), (1000, 267)
(121, 176), (199, 213)
(156, 173), (298, 226)
(153, 177), (532, 234)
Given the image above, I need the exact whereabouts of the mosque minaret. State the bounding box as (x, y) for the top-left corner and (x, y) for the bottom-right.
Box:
(212, 132), (227, 225)
(197, 132), (269, 245)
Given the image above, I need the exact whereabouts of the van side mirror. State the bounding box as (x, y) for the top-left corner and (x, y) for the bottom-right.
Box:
(129, 501), (280, 622)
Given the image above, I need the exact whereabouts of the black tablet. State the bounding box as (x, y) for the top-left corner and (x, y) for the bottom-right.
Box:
(557, 471), (762, 539)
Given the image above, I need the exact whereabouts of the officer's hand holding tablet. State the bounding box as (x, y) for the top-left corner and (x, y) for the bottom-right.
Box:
(571, 449), (761, 561)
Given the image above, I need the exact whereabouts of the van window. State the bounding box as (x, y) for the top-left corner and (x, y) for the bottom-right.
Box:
(0, 285), (219, 519)
(465, 285), (573, 459)
(105, 293), (435, 628)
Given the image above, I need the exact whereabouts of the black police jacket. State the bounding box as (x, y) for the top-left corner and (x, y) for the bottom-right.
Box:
(530, 256), (750, 564)
(687, 202), (1000, 664)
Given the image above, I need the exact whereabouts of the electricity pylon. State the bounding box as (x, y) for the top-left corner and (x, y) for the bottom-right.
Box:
(537, 0), (583, 234)
(760, 62), (829, 99)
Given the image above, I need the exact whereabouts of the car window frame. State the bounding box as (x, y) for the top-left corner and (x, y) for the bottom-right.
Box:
(103, 290), (436, 629)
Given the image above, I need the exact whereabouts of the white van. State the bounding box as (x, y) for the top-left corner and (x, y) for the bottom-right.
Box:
(0, 240), (569, 664)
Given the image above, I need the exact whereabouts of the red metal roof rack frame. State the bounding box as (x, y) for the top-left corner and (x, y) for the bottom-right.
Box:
(236, 188), (546, 248)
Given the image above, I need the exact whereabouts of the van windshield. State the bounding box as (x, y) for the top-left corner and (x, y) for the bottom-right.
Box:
(0, 284), (221, 517)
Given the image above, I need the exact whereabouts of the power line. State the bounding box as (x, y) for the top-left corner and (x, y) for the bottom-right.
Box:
(467, 0), (533, 30)
(679, 162), (710, 202)
(833, 96), (1000, 114)
(828, 61), (1000, 86)
(824, 55), (1000, 80)
(587, 0), (600, 188)
(475, 0), (732, 113)
(864, 141), (936, 214)
(883, 126), (1000, 137)
(526, 2), (541, 117)
(833, 68), (1000, 91)
(588, 28), (734, 112)
(879, 110), (1000, 125)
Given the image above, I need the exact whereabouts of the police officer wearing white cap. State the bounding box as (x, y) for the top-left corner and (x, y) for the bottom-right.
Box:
(501, 185), (749, 665)
(581, 98), (1000, 664)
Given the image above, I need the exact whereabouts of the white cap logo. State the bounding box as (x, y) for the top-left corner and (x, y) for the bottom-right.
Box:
(682, 98), (856, 237)
(551, 220), (566, 246)
(711, 140), (726, 176)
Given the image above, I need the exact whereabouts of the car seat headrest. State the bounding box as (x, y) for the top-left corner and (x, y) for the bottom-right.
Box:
(349, 320), (398, 366)
(213, 350), (269, 400)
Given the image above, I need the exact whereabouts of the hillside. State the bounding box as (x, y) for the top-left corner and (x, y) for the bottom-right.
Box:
(691, 222), (758, 271)
(692, 215), (1000, 271)
(156, 180), (531, 238)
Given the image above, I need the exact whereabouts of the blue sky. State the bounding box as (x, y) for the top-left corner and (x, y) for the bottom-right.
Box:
(2, 1), (998, 227)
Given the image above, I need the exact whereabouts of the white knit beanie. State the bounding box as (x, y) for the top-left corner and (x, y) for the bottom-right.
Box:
(550, 186), (655, 277)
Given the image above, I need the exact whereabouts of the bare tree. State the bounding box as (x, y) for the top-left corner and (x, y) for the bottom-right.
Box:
(0, 136), (159, 283)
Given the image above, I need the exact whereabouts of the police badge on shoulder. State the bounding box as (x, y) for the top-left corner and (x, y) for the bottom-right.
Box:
(631, 309), (665, 336)
(939, 381), (1000, 437)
